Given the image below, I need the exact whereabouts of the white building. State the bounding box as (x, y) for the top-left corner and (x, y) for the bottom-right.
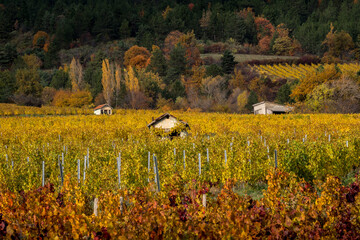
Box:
(253, 101), (293, 115)
(94, 104), (113, 115)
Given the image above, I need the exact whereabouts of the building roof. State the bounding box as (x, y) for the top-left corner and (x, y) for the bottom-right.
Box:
(253, 101), (293, 112)
(147, 113), (189, 129)
(94, 104), (112, 110)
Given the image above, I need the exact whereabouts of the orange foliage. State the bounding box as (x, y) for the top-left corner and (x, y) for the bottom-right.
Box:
(163, 31), (184, 57)
(255, 17), (275, 53)
(129, 55), (150, 69)
(33, 31), (50, 52)
(276, 24), (289, 38)
(52, 90), (72, 107)
(68, 90), (92, 108)
(123, 45), (150, 68)
(237, 7), (255, 19)
(254, 17), (275, 40)
(182, 66), (206, 93)
(52, 90), (92, 107)
(178, 31), (202, 66)
(258, 36), (272, 53)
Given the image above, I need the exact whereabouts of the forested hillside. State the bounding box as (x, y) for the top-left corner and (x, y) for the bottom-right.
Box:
(1, 0), (360, 113)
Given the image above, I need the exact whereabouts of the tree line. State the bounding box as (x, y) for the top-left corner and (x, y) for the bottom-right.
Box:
(0, 0), (360, 113)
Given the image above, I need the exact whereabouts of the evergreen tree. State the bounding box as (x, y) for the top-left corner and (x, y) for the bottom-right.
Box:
(0, 43), (17, 69)
(147, 47), (167, 76)
(206, 64), (223, 77)
(165, 44), (187, 85)
(221, 50), (236, 74)
(245, 90), (258, 111)
(0, 70), (15, 102)
(163, 79), (186, 101)
(276, 83), (292, 104)
(51, 69), (70, 89)
(84, 53), (105, 99)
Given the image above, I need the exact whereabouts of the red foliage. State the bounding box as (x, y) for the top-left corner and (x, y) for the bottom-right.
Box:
(254, 17), (275, 40)
(188, 3), (194, 11)
(163, 31), (184, 57)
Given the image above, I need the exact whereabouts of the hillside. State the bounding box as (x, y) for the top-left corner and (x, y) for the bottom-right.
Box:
(0, 0), (360, 113)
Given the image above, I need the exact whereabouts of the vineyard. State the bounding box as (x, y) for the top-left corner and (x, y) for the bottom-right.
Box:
(1, 111), (360, 238)
(0, 103), (93, 116)
(251, 63), (360, 80)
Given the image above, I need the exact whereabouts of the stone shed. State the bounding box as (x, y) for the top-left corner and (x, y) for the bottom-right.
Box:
(253, 101), (293, 115)
(147, 113), (189, 137)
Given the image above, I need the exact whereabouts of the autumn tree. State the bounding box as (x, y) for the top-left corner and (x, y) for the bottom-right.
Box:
(273, 37), (294, 55)
(33, 31), (50, 52)
(237, 90), (249, 113)
(52, 89), (92, 107)
(201, 75), (227, 104)
(14, 70), (42, 107)
(22, 54), (42, 69)
(101, 59), (115, 105)
(41, 87), (57, 105)
(13, 54), (43, 106)
(291, 65), (341, 101)
(163, 31), (184, 58)
(254, 17), (275, 53)
(52, 89), (71, 107)
(137, 68), (163, 108)
(114, 63), (122, 107)
(124, 66), (148, 108)
(229, 68), (246, 89)
(178, 31), (202, 66)
(68, 90), (92, 108)
(322, 24), (354, 62)
(305, 83), (334, 112)
(199, 8), (211, 35)
(123, 45), (151, 69)
(69, 57), (84, 92)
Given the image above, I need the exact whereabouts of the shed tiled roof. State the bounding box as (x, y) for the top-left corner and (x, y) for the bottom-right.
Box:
(94, 104), (112, 110)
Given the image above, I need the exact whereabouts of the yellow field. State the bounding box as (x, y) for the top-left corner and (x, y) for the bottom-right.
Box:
(0, 103), (93, 116)
(0, 110), (359, 194)
(1, 110), (360, 238)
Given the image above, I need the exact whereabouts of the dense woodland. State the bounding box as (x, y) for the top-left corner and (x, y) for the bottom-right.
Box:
(1, 0), (360, 113)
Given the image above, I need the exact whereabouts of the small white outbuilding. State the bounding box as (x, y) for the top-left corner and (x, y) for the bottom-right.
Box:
(147, 113), (189, 137)
(253, 101), (293, 115)
(94, 104), (113, 115)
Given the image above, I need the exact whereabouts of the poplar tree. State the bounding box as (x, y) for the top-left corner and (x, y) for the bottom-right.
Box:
(101, 59), (115, 105)
(124, 66), (140, 108)
(69, 57), (84, 92)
